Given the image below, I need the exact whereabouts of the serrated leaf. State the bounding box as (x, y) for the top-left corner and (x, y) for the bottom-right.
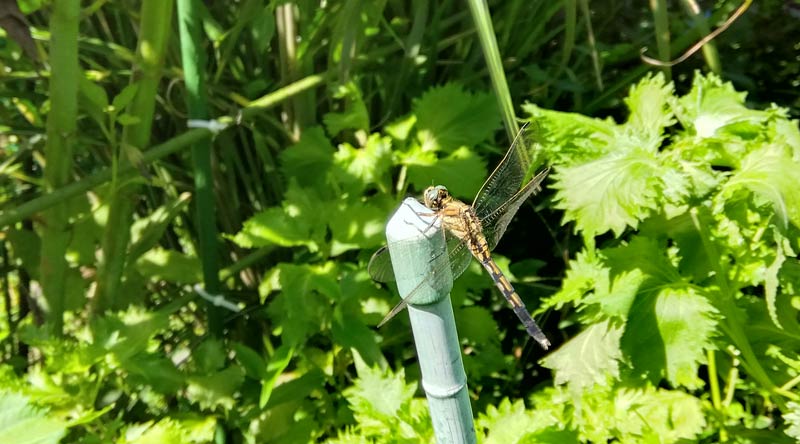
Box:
(405, 145), (487, 199)
(230, 182), (327, 251)
(332, 133), (392, 193)
(345, 360), (420, 439)
(328, 198), (388, 255)
(324, 82), (369, 136)
(785, 401), (800, 440)
(414, 84), (500, 152)
(539, 250), (607, 313)
(522, 103), (617, 165)
(622, 72), (675, 141)
(623, 286), (717, 389)
(279, 127), (335, 188)
(194, 339), (226, 374)
(722, 144), (800, 228)
(135, 248), (202, 284)
(0, 392), (67, 444)
(263, 262), (339, 345)
(552, 148), (663, 237)
(672, 73), (769, 139)
(186, 366), (244, 411)
(541, 319), (623, 389)
(477, 399), (539, 444)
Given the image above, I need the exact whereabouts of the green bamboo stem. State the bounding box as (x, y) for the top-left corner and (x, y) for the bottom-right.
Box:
(465, 0), (518, 143)
(679, 0), (721, 74)
(177, 0), (223, 335)
(0, 73), (329, 229)
(40, 0), (81, 334)
(384, 198), (476, 444)
(649, 0), (671, 81)
(95, 0), (175, 312)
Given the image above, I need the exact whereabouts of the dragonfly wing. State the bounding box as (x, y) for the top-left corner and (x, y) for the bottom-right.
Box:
(472, 122), (539, 218)
(481, 167), (549, 250)
(444, 231), (473, 280)
(367, 246), (396, 283)
(376, 236), (473, 328)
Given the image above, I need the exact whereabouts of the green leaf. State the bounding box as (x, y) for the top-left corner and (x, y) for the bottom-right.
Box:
(560, 382), (705, 443)
(344, 357), (429, 440)
(331, 308), (385, 369)
(0, 392), (67, 444)
(656, 287), (718, 388)
(324, 82), (370, 136)
(186, 366), (245, 411)
(722, 144), (800, 228)
(672, 72), (770, 139)
(123, 417), (216, 444)
(111, 82), (140, 111)
(116, 113), (141, 126)
(250, 5), (276, 54)
(405, 145), (488, 199)
(455, 306), (498, 345)
(262, 262), (340, 345)
(232, 342), (268, 380)
(259, 344), (294, 408)
(477, 398), (567, 444)
(522, 103), (617, 165)
(539, 249), (607, 313)
(552, 148), (664, 237)
(135, 248), (202, 284)
(414, 84), (500, 152)
(541, 319), (623, 389)
(621, 72), (675, 141)
(328, 198), (388, 255)
(623, 286), (717, 389)
(332, 133), (393, 193)
(785, 402), (800, 440)
(230, 181), (328, 251)
(279, 127), (335, 188)
(194, 339), (226, 374)
(78, 75), (108, 128)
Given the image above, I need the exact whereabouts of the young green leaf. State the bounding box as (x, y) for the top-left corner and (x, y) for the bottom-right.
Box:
(541, 320), (623, 389)
(414, 84), (500, 152)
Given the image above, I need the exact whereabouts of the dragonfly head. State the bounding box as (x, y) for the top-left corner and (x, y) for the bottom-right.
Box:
(423, 185), (451, 210)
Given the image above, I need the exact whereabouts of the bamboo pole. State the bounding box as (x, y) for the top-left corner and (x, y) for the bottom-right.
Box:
(384, 198), (476, 444)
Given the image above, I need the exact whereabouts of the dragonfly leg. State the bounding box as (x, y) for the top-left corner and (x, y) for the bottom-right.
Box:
(401, 201), (439, 236)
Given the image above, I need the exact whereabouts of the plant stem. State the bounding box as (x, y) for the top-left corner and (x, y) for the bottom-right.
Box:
(679, 0), (721, 73)
(178, 0), (223, 336)
(465, 0), (518, 142)
(40, 0), (81, 334)
(649, 0), (671, 81)
(690, 208), (776, 394)
(0, 73), (329, 230)
(95, 0), (174, 312)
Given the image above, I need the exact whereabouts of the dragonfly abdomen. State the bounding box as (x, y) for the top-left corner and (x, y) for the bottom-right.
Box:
(478, 255), (551, 350)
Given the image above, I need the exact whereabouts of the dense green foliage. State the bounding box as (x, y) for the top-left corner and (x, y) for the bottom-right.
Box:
(1, 1), (800, 443)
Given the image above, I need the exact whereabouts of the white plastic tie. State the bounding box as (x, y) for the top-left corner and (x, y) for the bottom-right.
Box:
(192, 284), (241, 312)
(187, 119), (228, 134)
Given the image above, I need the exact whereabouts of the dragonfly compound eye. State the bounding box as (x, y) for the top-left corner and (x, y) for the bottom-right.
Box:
(423, 185), (449, 209)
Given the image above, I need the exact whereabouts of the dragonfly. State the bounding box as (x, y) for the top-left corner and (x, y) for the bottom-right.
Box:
(368, 122), (551, 349)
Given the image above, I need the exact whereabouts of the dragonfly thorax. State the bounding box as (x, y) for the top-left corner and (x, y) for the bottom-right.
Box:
(423, 185), (452, 210)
